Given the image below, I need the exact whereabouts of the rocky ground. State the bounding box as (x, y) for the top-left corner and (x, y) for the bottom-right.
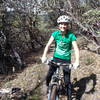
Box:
(0, 38), (100, 100)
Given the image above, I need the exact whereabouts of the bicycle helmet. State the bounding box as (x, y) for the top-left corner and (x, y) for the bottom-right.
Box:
(57, 15), (71, 24)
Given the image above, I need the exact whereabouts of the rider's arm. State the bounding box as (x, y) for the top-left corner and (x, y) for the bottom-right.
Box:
(42, 36), (54, 59)
(72, 41), (80, 67)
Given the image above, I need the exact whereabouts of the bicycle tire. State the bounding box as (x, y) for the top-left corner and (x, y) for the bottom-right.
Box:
(48, 85), (58, 100)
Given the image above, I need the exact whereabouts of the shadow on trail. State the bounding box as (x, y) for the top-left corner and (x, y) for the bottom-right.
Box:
(72, 73), (96, 100)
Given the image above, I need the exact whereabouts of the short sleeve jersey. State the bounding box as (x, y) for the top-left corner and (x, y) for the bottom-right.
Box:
(51, 30), (76, 60)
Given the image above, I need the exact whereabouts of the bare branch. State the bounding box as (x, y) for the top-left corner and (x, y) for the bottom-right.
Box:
(66, 0), (100, 46)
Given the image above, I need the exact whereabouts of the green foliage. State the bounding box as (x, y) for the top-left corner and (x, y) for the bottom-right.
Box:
(38, 21), (51, 32)
(82, 9), (100, 34)
(12, 16), (21, 27)
(36, 16), (53, 32)
(82, 9), (100, 17)
(29, 88), (41, 100)
(82, 9), (100, 23)
(96, 31), (100, 34)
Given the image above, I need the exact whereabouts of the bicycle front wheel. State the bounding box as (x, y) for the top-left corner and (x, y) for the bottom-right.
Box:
(48, 85), (59, 100)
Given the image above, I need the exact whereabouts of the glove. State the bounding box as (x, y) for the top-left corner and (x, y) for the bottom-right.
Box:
(73, 62), (80, 69)
(41, 56), (47, 63)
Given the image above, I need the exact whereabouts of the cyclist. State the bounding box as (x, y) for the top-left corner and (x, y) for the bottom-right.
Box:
(41, 15), (79, 100)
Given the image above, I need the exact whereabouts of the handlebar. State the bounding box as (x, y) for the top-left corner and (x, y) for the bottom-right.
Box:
(41, 57), (80, 69)
(45, 58), (73, 69)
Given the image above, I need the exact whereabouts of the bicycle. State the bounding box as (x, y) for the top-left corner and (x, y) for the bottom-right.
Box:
(47, 60), (73, 100)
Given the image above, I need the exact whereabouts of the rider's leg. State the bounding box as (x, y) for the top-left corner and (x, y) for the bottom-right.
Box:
(63, 67), (72, 100)
(67, 81), (72, 100)
(46, 64), (57, 86)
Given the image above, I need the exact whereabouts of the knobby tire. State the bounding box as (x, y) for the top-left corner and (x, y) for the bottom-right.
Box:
(50, 85), (57, 100)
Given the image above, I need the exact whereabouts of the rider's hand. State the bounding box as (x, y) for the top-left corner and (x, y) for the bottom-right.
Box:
(73, 62), (80, 69)
(41, 56), (47, 63)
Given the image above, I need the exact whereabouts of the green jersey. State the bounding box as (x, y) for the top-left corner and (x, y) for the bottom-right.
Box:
(51, 30), (76, 60)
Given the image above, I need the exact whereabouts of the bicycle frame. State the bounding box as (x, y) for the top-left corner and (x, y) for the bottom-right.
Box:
(48, 61), (72, 100)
